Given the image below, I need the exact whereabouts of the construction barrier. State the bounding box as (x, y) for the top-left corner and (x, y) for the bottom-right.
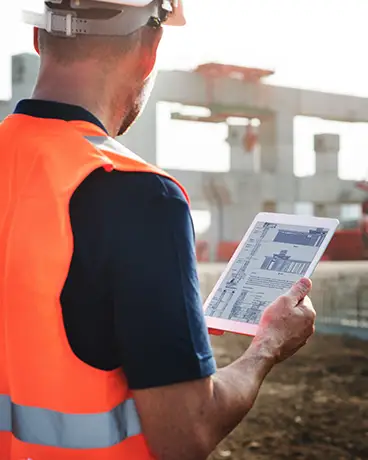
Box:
(216, 242), (239, 262)
(323, 229), (364, 261)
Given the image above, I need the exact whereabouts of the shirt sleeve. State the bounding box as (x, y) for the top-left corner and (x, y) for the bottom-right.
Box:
(110, 175), (216, 390)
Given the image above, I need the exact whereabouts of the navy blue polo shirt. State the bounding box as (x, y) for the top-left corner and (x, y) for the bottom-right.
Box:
(14, 99), (216, 390)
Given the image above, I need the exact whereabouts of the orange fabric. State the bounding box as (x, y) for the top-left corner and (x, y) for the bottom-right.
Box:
(0, 114), (188, 459)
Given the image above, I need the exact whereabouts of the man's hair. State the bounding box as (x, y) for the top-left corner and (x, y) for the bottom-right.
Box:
(38, 31), (141, 65)
(38, 2), (144, 64)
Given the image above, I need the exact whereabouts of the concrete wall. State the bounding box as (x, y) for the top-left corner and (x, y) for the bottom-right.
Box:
(198, 262), (368, 340)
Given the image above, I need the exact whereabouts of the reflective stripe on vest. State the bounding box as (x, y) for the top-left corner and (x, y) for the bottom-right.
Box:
(85, 135), (145, 163)
(83, 133), (191, 205)
(0, 394), (141, 448)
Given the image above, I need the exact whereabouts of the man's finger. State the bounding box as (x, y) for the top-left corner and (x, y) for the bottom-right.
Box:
(285, 278), (312, 307)
(298, 297), (317, 320)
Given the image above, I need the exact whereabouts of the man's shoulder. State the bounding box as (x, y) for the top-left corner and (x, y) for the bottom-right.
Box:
(75, 167), (187, 204)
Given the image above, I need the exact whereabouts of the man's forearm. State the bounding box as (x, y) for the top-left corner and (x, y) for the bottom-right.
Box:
(200, 341), (275, 456)
(136, 280), (315, 460)
(135, 341), (275, 460)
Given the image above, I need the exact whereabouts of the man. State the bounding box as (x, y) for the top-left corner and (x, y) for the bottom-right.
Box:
(0, 1), (316, 459)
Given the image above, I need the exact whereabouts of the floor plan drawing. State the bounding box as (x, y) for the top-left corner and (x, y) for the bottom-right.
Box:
(261, 249), (311, 275)
(274, 228), (328, 247)
(205, 221), (329, 325)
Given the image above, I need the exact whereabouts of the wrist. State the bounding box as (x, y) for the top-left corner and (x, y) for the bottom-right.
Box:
(246, 337), (278, 370)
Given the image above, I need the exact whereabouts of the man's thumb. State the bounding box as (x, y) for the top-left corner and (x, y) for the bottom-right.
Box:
(285, 278), (312, 306)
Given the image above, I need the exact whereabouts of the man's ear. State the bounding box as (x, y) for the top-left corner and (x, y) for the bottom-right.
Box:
(34, 28), (40, 55)
(139, 26), (164, 80)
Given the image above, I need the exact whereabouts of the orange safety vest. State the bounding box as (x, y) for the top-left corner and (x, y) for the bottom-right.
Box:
(0, 114), (189, 460)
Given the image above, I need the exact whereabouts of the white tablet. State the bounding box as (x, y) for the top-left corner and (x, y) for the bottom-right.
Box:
(204, 212), (339, 337)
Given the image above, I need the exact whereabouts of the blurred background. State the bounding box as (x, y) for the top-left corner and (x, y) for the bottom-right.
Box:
(1, 1), (368, 459)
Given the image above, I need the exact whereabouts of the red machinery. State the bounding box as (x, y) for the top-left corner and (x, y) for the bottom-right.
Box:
(322, 182), (368, 261)
(305, 181), (368, 261)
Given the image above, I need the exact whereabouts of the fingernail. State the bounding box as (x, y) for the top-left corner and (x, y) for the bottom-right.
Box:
(299, 278), (311, 290)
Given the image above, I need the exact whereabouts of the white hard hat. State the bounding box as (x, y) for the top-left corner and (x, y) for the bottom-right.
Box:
(22, 0), (186, 37)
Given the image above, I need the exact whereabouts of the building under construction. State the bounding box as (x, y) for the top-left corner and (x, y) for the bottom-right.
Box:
(2, 53), (368, 261)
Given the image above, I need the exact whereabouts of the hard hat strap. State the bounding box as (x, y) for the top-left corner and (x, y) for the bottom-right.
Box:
(23, 1), (167, 37)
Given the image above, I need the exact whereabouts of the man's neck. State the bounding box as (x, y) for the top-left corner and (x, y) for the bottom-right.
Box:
(32, 63), (130, 137)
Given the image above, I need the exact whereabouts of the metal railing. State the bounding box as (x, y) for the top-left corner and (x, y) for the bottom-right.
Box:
(198, 263), (368, 340)
(313, 281), (368, 339)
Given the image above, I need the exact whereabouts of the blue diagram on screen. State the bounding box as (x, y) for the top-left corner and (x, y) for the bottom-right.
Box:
(261, 250), (310, 275)
(204, 221), (330, 325)
(273, 228), (328, 247)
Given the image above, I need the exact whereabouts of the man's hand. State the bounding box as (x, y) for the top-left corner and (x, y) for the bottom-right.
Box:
(253, 278), (316, 363)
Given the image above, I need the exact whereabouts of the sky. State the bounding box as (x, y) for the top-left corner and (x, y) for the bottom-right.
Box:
(1, 0), (368, 185)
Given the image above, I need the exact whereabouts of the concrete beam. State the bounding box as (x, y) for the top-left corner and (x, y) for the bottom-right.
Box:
(168, 168), (361, 206)
(298, 176), (362, 203)
(154, 71), (368, 123)
(3, 55), (368, 124)
(165, 168), (362, 243)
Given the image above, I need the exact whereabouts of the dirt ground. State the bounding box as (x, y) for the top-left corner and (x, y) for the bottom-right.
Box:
(209, 333), (368, 460)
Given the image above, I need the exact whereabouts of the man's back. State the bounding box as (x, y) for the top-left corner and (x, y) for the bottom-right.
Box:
(0, 104), (216, 459)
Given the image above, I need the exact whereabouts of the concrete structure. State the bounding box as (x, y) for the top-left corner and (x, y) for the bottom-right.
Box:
(0, 54), (39, 116)
(1, 54), (368, 260)
(1, 54), (368, 339)
(122, 63), (368, 257)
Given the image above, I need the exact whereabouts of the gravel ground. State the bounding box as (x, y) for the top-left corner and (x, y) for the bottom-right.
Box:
(209, 333), (368, 460)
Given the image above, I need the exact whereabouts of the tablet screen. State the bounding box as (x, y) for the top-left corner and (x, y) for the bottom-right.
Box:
(204, 221), (330, 325)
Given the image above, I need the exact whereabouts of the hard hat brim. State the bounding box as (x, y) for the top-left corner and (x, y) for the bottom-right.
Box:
(165, 0), (186, 26)
(24, 0), (186, 46)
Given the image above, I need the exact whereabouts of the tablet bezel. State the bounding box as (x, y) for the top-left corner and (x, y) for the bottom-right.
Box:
(204, 212), (340, 337)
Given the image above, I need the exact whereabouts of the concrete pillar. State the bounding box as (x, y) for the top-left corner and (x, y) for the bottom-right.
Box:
(201, 173), (259, 259)
(325, 204), (341, 219)
(201, 201), (251, 261)
(0, 54), (39, 121)
(222, 203), (260, 241)
(204, 205), (222, 262)
(313, 134), (340, 218)
(259, 112), (294, 175)
(314, 203), (340, 219)
(227, 125), (255, 172)
(314, 133), (339, 176)
(277, 202), (295, 214)
(0, 102), (10, 121)
(314, 203), (341, 219)
(11, 54), (39, 108)
(314, 203), (326, 218)
(118, 96), (158, 165)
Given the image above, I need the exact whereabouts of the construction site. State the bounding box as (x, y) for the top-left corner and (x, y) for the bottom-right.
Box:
(1, 53), (368, 459)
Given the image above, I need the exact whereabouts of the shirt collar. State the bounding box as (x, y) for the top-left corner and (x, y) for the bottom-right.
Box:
(14, 99), (109, 135)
